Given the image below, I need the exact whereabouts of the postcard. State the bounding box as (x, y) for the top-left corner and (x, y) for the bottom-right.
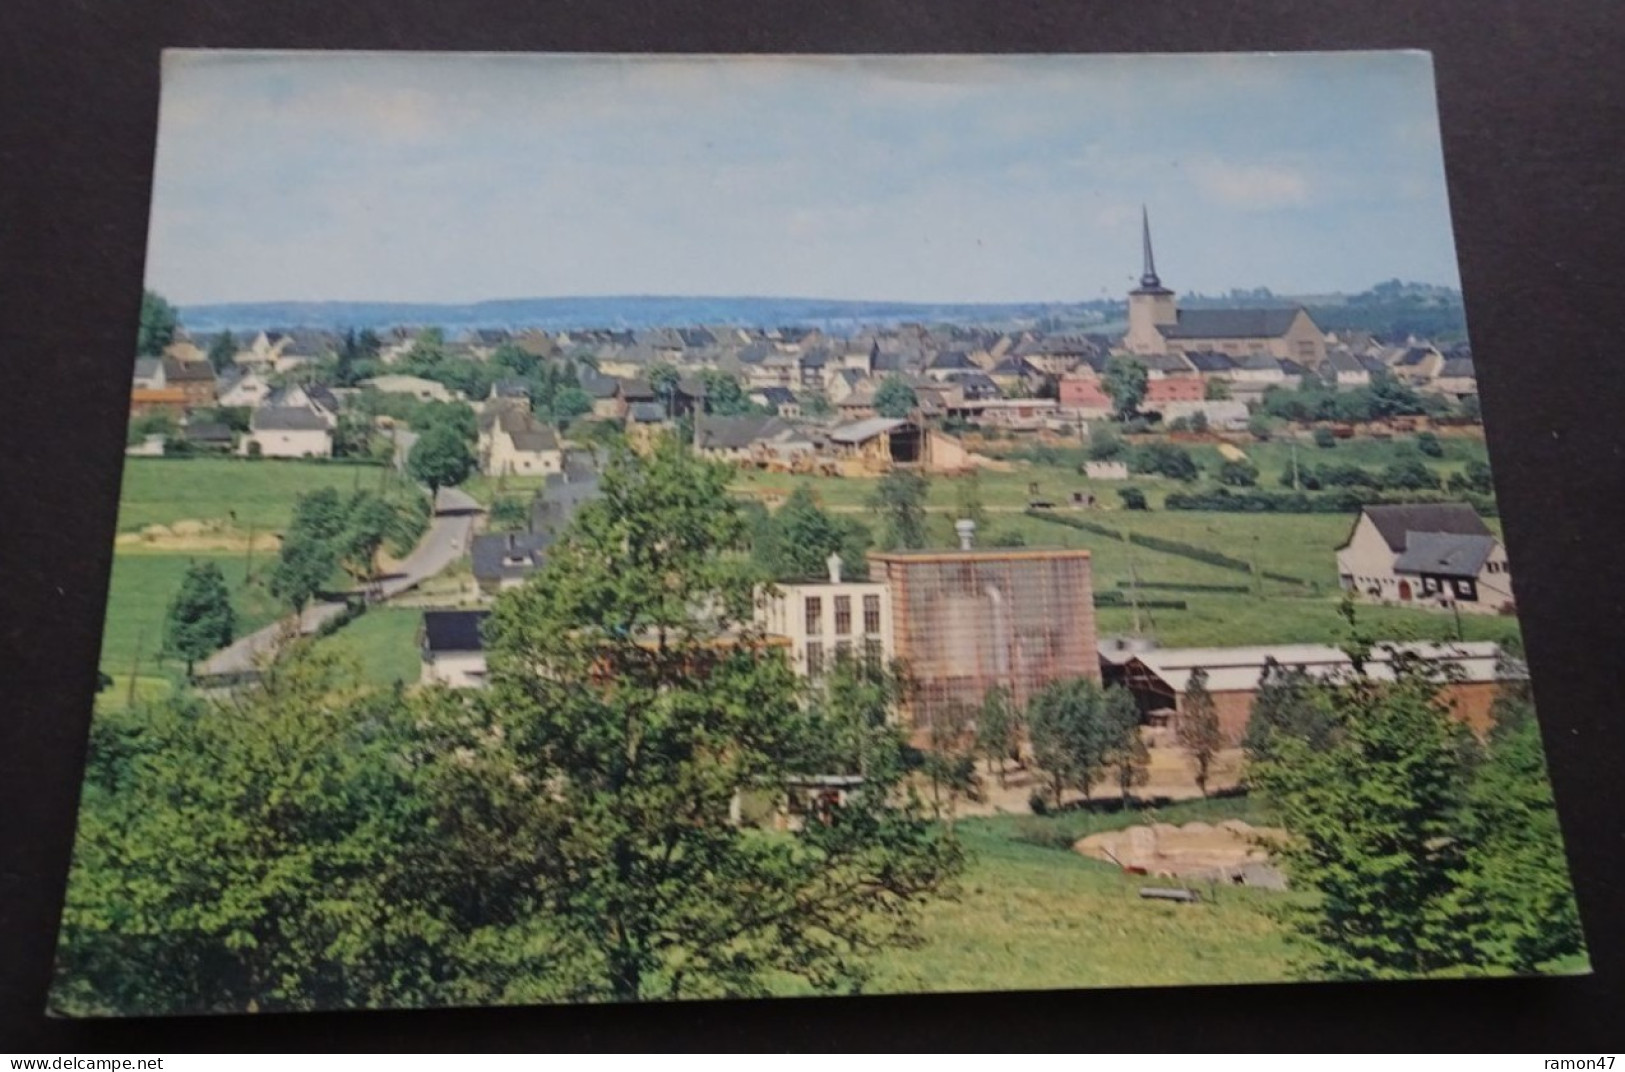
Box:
(52, 50), (1587, 1015)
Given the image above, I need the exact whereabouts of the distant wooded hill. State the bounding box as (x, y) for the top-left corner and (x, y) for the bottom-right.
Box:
(178, 280), (1466, 341)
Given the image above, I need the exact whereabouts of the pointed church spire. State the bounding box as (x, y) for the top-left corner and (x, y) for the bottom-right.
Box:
(1140, 204), (1162, 290)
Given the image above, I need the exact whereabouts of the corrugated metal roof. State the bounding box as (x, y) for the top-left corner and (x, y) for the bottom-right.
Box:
(1125, 640), (1503, 694)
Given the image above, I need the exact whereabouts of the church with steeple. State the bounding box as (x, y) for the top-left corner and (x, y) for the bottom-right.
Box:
(1121, 208), (1326, 365)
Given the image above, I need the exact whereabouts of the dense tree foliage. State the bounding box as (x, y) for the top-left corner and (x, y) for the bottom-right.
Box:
(137, 290), (179, 357)
(1026, 677), (1139, 807)
(869, 468), (930, 550)
(1131, 442), (1200, 483)
(1247, 625), (1585, 979)
(206, 332), (237, 373)
(1102, 356), (1148, 421)
(56, 443), (964, 1014)
(408, 424), (476, 496)
(54, 651), (447, 1015)
(162, 561), (235, 675)
(476, 441), (962, 999)
(1176, 668), (1224, 797)
(750, 485), (872, 581)
(874, 376), (918, 420)
(269, 487), (428, 610)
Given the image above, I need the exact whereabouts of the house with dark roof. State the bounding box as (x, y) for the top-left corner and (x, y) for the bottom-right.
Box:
(1123, 209), (1325, 364)
(471, 530), (550, 594)
(1336, 503), (1513, 614)
(1324, 349), (1372, 389)
(1430, 357), (1478, 402)
(693, 415), (793, 461)
(420, 609), (491, 687)
(750, 385), (801, 417)
(182, 421), (235, 451)
(241, 403), (334, 458)
(159, 356), (218, 407)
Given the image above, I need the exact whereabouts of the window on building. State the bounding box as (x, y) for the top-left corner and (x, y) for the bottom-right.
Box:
(863, 637), (884, 666)
(1296, 340), (1316, 358)
(834, 595), (852, 636)
(806, 641), (824, 678)
(835, 640), (853, 663)
(1454, 578), (1478, 601)
(863, 594), (881, 635)
(804, 596), (822, 635)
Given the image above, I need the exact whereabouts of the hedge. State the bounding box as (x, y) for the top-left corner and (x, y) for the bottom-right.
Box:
(1116, 580), (1251, 594)
(1164, 487), (1498, 517)
(1094, 590), (1188, 610)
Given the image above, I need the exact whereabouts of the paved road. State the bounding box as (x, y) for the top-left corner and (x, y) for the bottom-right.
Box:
(196, 486), (481, 680)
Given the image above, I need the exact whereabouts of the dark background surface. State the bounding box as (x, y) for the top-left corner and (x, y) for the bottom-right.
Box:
(3, 0), (1623, 1052)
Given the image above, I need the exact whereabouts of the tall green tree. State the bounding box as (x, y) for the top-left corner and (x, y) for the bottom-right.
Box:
(1026, 677), (1113, 807)
(205, 332), (237, 374)
(647, 361), (681, 419)
(1176, 667), (1224, 797)
(268, 533), (336, 613)
(757, 485), (871, 581)
(162, 561), (235, 676)
(873, 376), (918, 420)
(1103, 356), (1148, 421)
(1453, 652), (1586, 972)
(1248, 647), (1484, 980)
(976, 684), (1020, 789)
(137, 290), (179, 357)
(869, 469), (930, 551)
(477, 441), (961, 1000)
(408, 423), (476, 496)
(1101, 686), (1148, 805)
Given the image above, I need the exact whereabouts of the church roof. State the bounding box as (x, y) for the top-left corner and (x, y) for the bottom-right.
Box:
(1159, 307), (1307, 340)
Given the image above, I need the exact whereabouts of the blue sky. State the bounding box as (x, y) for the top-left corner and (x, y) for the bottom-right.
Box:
(148, 51), (1461, 305)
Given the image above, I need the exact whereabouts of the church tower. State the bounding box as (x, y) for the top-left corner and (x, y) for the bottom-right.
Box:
(1124, 206), (1178, 355)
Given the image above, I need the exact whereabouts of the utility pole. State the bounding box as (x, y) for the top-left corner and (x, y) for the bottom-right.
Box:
(127, 624), (145, 707)
(244, 519), (256, 584)
(1290, 441), (1301, 492)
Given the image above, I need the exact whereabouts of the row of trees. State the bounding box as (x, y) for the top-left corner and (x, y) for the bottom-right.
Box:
(268, 486), (430, 612)
(56, 442), (965, 1014)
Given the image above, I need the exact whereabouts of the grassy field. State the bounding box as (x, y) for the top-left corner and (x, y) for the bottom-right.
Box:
(116, 457), (404, 532)
(733, 458), (1523, 650)
(846, 796), (1303, 994)
(98, 550), (283, 676)
(311, 607), (425, 688)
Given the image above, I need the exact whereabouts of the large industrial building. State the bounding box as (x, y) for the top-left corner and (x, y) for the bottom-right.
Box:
(869, 531), (1099, 733)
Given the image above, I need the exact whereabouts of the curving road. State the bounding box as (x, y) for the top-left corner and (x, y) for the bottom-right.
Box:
(195, 486), (481, 680)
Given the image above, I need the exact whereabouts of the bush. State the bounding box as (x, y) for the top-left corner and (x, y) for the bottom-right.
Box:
(1130, 442), (1200, 482)
(1118, 487), (1148, 511)
(1416, 431), (1444, 457)
(1313, 426), (1337, 449)
(1217, 459), (1259, 487)
(1028, 793), (1050, 817)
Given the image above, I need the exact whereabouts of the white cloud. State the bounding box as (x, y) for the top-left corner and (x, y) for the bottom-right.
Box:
(1191, 159), (1312, 210)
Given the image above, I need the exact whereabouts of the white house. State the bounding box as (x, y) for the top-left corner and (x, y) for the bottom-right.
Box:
(240, 404), (334, 458)
(1336, 503), (1513, 614)
(479, 407), (564, 477)
(755, 554), (892, 679)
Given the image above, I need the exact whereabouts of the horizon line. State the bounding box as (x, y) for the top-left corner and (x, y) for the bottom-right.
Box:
(173, 281), (1461, 310)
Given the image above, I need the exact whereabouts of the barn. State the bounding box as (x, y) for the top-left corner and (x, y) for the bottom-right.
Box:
(1107, 640), (1508, 742)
